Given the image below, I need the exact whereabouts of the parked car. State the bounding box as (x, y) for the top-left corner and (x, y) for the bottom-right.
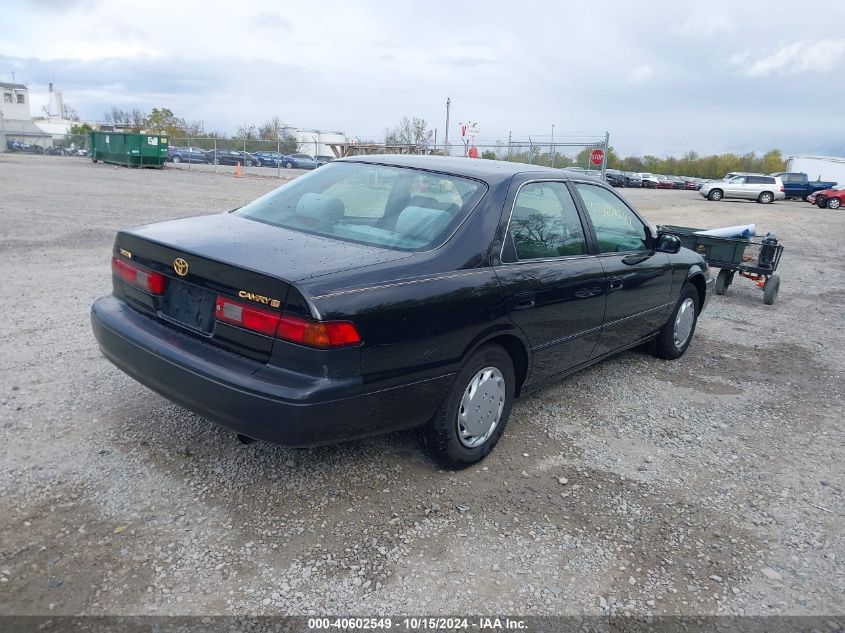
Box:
(252, 151), (285, 167)
(655, 175), (675, 189)
(605, 169), (627, 187)
(667, 176), (687, 190)
(316, 155), (335, 167)
(808, 185), (845, 209)
(622, 172), (643, 188)
(168, 146), (207, 164)
(205, 149), (255, 166)
(770, 172), (837, 200)
(91, 155), (714, 468)
(638, 173), (659, 188)
(281, 153), (317, 169)
(699, 174), (785, 204)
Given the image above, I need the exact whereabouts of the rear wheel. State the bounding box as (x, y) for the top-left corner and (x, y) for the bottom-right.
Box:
(652, 284), (699, 360)
(763, 274), (780, 305)
(419, 345), (515, 469)
(213, 157), (220, 165)
(708, 189), (723, 201)
(715, 269), (733, 295)
(758, 191), (774, 204)
(828, 197), (841, 210)
(285, 161), (293, 169)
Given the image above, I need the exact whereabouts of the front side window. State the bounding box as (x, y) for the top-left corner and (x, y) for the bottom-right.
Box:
(507, 182), (587, 260)
(236, 162), (486, 251)
(574, 183), (649, 253)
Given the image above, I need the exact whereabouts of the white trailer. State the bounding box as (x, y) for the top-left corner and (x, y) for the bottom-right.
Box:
(786, 155), (845, 186)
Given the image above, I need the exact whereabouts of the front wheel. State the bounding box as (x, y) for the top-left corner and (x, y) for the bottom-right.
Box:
(708, 189), (723, 201)
(172, 155), (182, 163)
(419, 345), (515, 469)
(763, 274), (780, 305)
(828, 197), (841, 210)
(652, 284), (700, 360)
(213, 157), (220, 165)
(285, 161), (293, 169)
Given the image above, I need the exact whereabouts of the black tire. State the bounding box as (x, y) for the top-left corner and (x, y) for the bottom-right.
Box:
(285, 161), (293, 169)
(254, 159), (262, 167)
(817, 197), (827, 208)
(827, 197), (841, 210)
(708, 189), (724, 201)
(213, 157), (220, 165)
(763, 274), (780, 305)
(172, 155), (182, 163)
(246, 159), (253, 167)
(419, 345), (516, 469)
(715, 269), (733, 295)
(652, 283), (700, 360)
(758, 191), (774, 204)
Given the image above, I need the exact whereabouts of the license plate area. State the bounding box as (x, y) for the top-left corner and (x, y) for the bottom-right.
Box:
(159, 280), (216, 334)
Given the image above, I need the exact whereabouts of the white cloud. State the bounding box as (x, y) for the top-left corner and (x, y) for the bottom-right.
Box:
(734, 39), (845, 76)
(629, 65), (653, 84)
(675, 14), (733, 36)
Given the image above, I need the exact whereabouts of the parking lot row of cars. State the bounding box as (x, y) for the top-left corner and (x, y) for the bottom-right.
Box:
(167, 146), (334, 169)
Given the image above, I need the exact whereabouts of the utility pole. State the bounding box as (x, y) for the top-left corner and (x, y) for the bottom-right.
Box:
(443, 97), (451, 156)
(601, 130), (609, 179)
(507, 130), (512, 160)
(551, 124), (555, 168)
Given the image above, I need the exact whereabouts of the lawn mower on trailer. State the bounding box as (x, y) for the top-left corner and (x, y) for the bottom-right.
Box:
(658, 225), (784, 305)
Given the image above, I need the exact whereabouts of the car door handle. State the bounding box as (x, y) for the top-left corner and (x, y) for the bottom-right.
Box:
(514, 298), (536, 310)
(608, 276), (625, 291)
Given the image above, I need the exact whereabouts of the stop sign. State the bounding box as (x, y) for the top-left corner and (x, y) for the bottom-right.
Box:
(590, 149), (604, 165)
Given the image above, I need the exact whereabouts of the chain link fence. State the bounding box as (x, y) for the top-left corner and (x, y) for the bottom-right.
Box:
(4, 132), (612, 180)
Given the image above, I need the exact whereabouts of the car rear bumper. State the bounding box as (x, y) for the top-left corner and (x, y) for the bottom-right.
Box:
(91, 295), (452, 447)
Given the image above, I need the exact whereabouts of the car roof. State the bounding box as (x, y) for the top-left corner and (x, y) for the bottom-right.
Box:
(335, 154), (566, 184)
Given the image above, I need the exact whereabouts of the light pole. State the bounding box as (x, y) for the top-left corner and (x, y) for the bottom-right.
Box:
(551, 124), (555, 168)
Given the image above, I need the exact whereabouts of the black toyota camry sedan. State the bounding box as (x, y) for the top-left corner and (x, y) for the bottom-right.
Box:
(91, 155), (714, 468)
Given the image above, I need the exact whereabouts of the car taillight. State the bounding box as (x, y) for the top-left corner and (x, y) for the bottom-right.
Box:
(112, 256), (167, 295)
(215, 296), (280, 337)
(780, 186), (784, 192)
(277, 314), (362, 348)
(215, 296), (362, 347)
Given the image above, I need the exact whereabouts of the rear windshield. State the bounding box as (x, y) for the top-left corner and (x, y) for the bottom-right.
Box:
(235, 162), (487, 251)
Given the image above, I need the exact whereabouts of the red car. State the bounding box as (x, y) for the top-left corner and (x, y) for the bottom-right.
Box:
(808, 186), (844, 209)
(655, 175), (675, 189)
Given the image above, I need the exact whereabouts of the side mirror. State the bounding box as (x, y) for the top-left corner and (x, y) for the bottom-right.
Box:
(657, 234), (681, 254)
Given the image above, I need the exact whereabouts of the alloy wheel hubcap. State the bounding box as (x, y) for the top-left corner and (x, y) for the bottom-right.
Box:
(457, 367), (505, 448)
(673, 298), (695, 349)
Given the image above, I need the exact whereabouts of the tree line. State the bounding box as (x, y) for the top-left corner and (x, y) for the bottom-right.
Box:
(480, 146), (786, 179)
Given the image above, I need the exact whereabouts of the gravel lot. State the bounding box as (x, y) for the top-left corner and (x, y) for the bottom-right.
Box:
(0, 154), (842, 618)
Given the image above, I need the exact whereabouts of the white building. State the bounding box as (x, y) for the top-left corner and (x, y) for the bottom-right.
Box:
(284, 127), (347, 157)
(34, 83), (74, 138)
(1, 82), (50, 149)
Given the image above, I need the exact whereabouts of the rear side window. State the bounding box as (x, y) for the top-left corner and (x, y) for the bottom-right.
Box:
(764, 177), (776, 184)
(507, 182), (587, 260)
(747, 176), (763, 184)
(236, 162), (486, 252)
(574, 183), (648, 253)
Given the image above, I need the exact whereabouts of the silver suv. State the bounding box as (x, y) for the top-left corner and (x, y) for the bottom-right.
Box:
(699, 174), (785, 204)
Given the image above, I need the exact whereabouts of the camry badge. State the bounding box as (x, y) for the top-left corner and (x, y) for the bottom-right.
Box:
(173, 258), (189, 276)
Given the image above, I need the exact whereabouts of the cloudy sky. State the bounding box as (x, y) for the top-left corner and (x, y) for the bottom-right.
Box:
(2, 0), (844, 157)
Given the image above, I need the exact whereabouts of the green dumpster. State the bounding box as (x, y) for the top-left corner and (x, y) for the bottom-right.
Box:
(89, 131), (169, 168)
